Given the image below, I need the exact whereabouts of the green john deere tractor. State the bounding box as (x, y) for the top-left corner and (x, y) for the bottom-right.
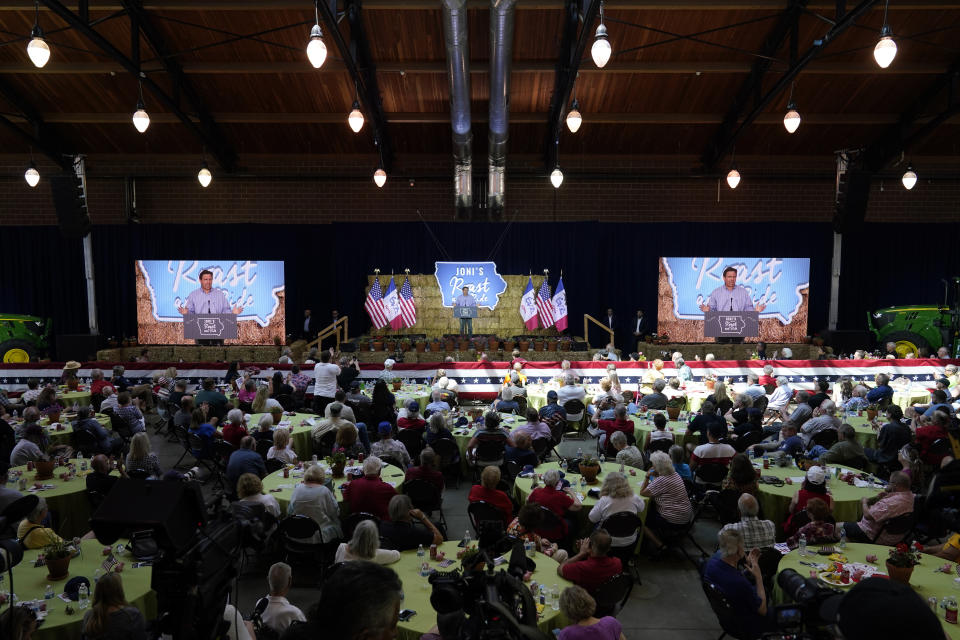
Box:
(0, 314), (51, 363)
(867, 277), (960, 358)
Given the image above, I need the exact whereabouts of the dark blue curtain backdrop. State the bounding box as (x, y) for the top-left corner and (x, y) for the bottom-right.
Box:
(6, 221), (948, 345)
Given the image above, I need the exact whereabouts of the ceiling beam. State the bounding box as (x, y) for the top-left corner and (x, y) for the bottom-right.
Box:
(544, 0), (588, 167)
(120, 0), (237, 170)
(319, 0), (393, 170)
(0, 76), (72, 169)
(701, 0), (878, 170)
(701, 0), (808, 170)
(0, 60), (946, 75)
(0, 0), (943, 10)
(7, 111), (944, 125)
(39, 0), (240, 171)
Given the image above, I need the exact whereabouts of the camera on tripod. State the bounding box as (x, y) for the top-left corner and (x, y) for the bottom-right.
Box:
(765, 569), (844, 639)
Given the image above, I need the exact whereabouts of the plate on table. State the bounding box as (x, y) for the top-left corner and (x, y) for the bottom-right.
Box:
(818, 571), (854, 588)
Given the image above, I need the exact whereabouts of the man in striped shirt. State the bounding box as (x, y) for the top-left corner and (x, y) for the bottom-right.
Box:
(691, 423), (736, 470)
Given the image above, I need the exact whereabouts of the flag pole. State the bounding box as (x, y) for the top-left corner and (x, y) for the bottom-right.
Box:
(543, 268), (550, 338)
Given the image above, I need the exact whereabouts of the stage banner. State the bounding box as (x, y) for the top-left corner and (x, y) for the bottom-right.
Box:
(433, 262), (508, 310)
(138, 260), (284, 327)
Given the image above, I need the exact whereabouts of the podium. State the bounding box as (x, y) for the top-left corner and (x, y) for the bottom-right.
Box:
(453, 307), (478, 320)
(183, 313), (238, 341)
(704, 310), (759, 338)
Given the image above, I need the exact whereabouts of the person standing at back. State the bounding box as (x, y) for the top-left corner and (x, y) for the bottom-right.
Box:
(312, 350), (341, 416)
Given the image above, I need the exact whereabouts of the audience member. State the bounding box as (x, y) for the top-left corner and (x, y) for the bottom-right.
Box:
(866, 373), (893, 405)
(86, 454), (120, 496)
(840, 471), (914, 545)
(237, 472), (281, 519)
(225, 437), (266, 493)
(81, 572), (147, 640)
(799, 400), (840, 448)
(379, 494), (443, 550)
(670, 445), (692, 480)
(686, 400), (726, 444)
(287, 464), (341, 542)
(556, 585), (625, 640)
(506, 503), (568, 562)
(504, 432), (538, 468)
(342, 456), (397, 520)
(17, 496), (64, 549)
(467, 465), (514, 524)
(639, 451), (693, 551)
(557, 529), (623, 595)
(785, 498), (838, 548)
(222, 409), (249, 448)
(371, 422), (412, 468)
(784, 466), (833, 536)
(529, 468), (582, 542)
(335, 423), (365, 458)
(114, 392), (145, 434)
(517, 408), (552, 441)
(806, 380), (830, 409)
(334, 520), (399, 565)
(404, 447), (444, 493)
(259, 562), (306, 633)
(312, 351), (341, 415)
(690, 423), (736, 470)
(719, 494), (775, 549)
(702, 529), (773, 638)
(587, 472), (645, 548)
(610, 431), (643, 468)
(817, 423), (866, 466)
(267, 427), (298, 465)
(10, 423), (47, 466)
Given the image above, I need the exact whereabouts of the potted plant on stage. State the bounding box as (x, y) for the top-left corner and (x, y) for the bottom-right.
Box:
(44, 537), (74, 581)
(518, 338), (530, 352)
(488, 336), (500, 352)
(415, 339), (426, 353)
(400, 338), (412, 353)
(326, 448), (347, 479)
(504, 338), (516, 352)
(886, 542), (922, 584)
(385, 338), (397, 352)
(666, 397), (686, 421)
(445, 336), (456, 351)
(578, 453), (601, 485)
(372, 336), (384, 351)
(458, 337), (470, 351)
(558, 336), (572, 352)
(534, 338), (545, 351)
(547, 336), (558, 351)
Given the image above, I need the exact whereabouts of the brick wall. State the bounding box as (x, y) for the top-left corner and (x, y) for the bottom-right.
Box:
(3, 154), (959, 225)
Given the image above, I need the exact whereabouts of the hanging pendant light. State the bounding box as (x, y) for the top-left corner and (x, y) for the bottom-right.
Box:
(306, 2), (327, 69)
(373, 167), (387, 188)
(550, 167), (564, 188)
(26, 2), (50, 68)
(348, 100), (364, 133)
(132, 80), (150, 133)
(726, 168), (741, 189)
(783, 102), (801, 134)
(197, 161), (212, 188)
(591, 24), (611, 68)
(566, 99), (582, 133)
(24, 163), (39, 187)
(874, 1), (897, 69)
(901, 164), (917, 190)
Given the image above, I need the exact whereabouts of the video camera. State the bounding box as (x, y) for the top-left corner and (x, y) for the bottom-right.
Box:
(762, 569), (844, 640)
(427, 523), (550, 640)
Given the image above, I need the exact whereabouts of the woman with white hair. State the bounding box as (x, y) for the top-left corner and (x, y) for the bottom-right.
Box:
(639, 451), (693, 550)
(759, 364), (776, 387)
(781, 347), (793, 359)
(766, 376), (792, 411)
(946, 364), (959, 387)
(494, 385), (521, 413)
(288, 464), (341, 543)
(267, 427), (298, 464)
(588, 472), (645, 547)
(334, 519), (400, 565)
(431, 369), (447, 388)
(378, 359), (397, 384)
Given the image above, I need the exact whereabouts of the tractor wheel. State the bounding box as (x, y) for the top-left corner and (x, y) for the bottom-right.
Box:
(882, 331), (930, 359)
(0, 339), (36, 363)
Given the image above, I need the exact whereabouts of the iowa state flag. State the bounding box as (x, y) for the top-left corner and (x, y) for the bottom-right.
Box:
(384, 276), (402, 329)
(552, 276), (568, 332)
(519, 276), (539, 330)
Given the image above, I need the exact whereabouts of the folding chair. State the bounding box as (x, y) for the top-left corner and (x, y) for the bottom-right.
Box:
(404, 478), (447, 532)
(593, 573), (634, 617)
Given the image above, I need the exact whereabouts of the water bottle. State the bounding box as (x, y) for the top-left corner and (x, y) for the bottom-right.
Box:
(579, 476), (586, 490)
(77, 451), (85, 471)
(43, 584), (53, 600)
(417, 544), (425, 559)
(463, 530), (472, 547)
(599, 453), (606, 464)
(619, 463), (625, 473)
(72, 402), (79, 412)
(577, 447), (583, 459)
(838, 528), (847, 550)
(798, 533), (807, 557)
(78, 583), (89, 609)
(550, 584), (560, 611)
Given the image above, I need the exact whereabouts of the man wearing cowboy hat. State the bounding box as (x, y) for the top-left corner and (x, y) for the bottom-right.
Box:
(60, 361), (81, 384)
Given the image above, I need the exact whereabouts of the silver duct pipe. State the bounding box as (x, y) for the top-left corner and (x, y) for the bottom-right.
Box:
(488, 0), (517, 216)
(442, 0), (472, 213)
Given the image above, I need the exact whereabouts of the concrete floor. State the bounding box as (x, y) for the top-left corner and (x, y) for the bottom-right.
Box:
(147, 421), (724, 639)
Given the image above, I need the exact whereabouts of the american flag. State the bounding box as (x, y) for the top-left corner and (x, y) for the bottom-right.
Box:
(398, 276), (417, 328)
(364, 277), (389, 329)
(536, 278), (556, 328)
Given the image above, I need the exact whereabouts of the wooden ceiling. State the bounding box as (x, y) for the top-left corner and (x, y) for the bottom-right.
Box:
(1, 0), (959, 172)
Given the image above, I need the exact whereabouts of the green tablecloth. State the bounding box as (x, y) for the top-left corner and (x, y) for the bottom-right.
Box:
(56, 391), (91, 409)
(842, 415), (880, 450)
(394, 386), (431, 413)
(8, 464), (119, 539)
(37, 414), (112, 449)
(394, 540), (573, 640)
(451, 412), (529, 473)
(754, 461), (883, 538)
(260, 464), (406, 514)
(19, 539), (156, 640)
(513, 461), (649, 540)
(630, 413), (699, 450)
(774, 542), (956, 639)
(250, 412), (317, 461)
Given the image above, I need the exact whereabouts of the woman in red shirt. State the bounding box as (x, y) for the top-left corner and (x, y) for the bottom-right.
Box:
(468, 466), (514, 524)
(528, 468), (582, 542)
(784, 465), (833, 536)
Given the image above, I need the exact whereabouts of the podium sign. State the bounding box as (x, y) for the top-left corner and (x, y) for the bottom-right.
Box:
(184, 313), (238, 340)
(704, 310), (759, 338)
(453, 307), (478, 319)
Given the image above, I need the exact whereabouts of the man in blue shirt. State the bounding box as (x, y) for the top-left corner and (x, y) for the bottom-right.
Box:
(866, 373), (894, 404)
(918, 389), (955, 417)
(752, 423), (804, 458)
(703, 528), (773, 639)
(699, 266), (766, 345)
(226, 436), (266, 495)
(72, 407), (123, 456)
(454, 286), (477, 335)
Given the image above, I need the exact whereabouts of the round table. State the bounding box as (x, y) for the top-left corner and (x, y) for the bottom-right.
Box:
(393, 540), (573, 640)
(36, 414), (112, 449)
(250, 412), (317, 461)
(513, 461), (649, 539)
(260, 464), (406, 514)
(394, 386), (431, 413)
(753, 461), (884, 537)
(840, 415), (880, 450)
(56, 391), (92, 409)
(7, 464), (119, 539)
(774, 542), (957, 639)
(451, 412), (531, 473)
(15, 539), (156, 640)
(630, 413), (699, 450)
(524, 383), (597, 412)
(892, 386), (932, 411)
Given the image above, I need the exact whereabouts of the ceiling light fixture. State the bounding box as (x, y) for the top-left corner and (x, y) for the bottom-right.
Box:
(550, 167), (564, 188)
(198, 161), (212, 188)
(566, 99), (582, 133)
(901, 164), (917, 190)
(373, 167), (387, 188)
(726, 167), (741, 189)
(348, 100), (364, 133)
(782, 82), (800, 133)
(307, 2), (327, 69)
(24, 163), (39, 188)
(591, 2), (611, 68)
(874, 1), (897, 68)
(26, 2), (49, 68)
(132, 80), (150, 133)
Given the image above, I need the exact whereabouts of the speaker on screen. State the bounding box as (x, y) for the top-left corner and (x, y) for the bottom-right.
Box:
(91, 479), (206, 550)
(50, 174), (90, 238)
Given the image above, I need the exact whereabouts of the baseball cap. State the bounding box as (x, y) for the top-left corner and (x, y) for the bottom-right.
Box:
(406, 400), (420, 412)
(806, 466), (825, 484)
(378, 421), (392, 436)
(349, 380), (360, 389)
(821, 576), (942, 640)
(547, 390), (558, 400)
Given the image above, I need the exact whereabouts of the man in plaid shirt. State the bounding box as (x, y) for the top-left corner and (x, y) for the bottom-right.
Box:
(720, 494), (775, 549)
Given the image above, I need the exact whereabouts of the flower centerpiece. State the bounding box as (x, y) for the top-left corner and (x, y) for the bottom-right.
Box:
(886, 542), (922, 584)
(665, 396), (686, 421)
(864, 403), (879, 421)
(703, 373), (717, 391)
(44, 537), (73, 580)
(578, 453), (601, 485)
(325, 448), (347, 478)
(391, 376), (403, 392)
